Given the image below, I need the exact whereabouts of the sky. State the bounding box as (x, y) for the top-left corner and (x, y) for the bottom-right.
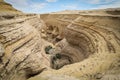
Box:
(4, 0), (120, 13)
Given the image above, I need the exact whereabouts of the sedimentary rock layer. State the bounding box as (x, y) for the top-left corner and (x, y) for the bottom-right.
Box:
(40, 14), (80, 43)
(0, 10), (51, 80)
(0, 1), (52, 80)
(32, 9), (120, 80)
(0, 0), (120, 80)
(0, 0), (21, 16)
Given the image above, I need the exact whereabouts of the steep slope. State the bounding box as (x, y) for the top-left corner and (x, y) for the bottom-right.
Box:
(29, 8), (120, 80)
(0, 0), (120, 80)
(0, 0), (22, 21)
(0, 0), (21, 14)
(0, 0), (51, 80)
(40, 14), (80, 44)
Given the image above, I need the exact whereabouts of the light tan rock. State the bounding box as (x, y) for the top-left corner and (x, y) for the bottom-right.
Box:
(0, 1), (51, 79)
(0, 0), (21, 12)
(0, 1), (120, 80)
(30, 8), (120, 80)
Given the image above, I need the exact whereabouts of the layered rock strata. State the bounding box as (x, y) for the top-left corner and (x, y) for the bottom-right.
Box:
(0, 1), (50, 79)
(0, 0), (120, 80)
(30, 9), (120, 80)
(40, 14), (80, 44)
(0, 15), (51, 80)
(0, 0), (22, 19)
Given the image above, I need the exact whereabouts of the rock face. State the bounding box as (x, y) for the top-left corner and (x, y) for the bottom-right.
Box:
(0, 1), (51, 80)
(0, 0), (120, 80)
(51, 13), (120, 69)
(0, 14), (50, 80)
(0, 0), (21, 16)
(40, 14), (80, 44)
(30, 9), (120, 80)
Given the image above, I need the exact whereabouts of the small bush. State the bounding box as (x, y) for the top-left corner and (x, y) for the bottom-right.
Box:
(45, 45), (52, 54)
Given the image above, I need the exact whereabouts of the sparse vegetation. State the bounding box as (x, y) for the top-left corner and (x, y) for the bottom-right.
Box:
(45, 45), (53, 54)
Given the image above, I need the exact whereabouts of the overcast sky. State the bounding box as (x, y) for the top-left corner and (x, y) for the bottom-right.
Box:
(4, 0), (120, 13)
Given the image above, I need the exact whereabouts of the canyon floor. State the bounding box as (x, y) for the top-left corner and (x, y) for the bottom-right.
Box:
(0, 0), (120, 80)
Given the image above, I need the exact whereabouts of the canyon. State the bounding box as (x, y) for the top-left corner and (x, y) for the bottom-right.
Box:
(0, 0), (120, 80)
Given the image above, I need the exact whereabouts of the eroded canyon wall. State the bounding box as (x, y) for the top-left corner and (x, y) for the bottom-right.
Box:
(32, 9), (120, 80)
(0, 1), (51, 80)
(0, 0), (120, 80)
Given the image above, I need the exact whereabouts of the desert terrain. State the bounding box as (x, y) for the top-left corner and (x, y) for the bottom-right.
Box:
(0, 0), (120, 80)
